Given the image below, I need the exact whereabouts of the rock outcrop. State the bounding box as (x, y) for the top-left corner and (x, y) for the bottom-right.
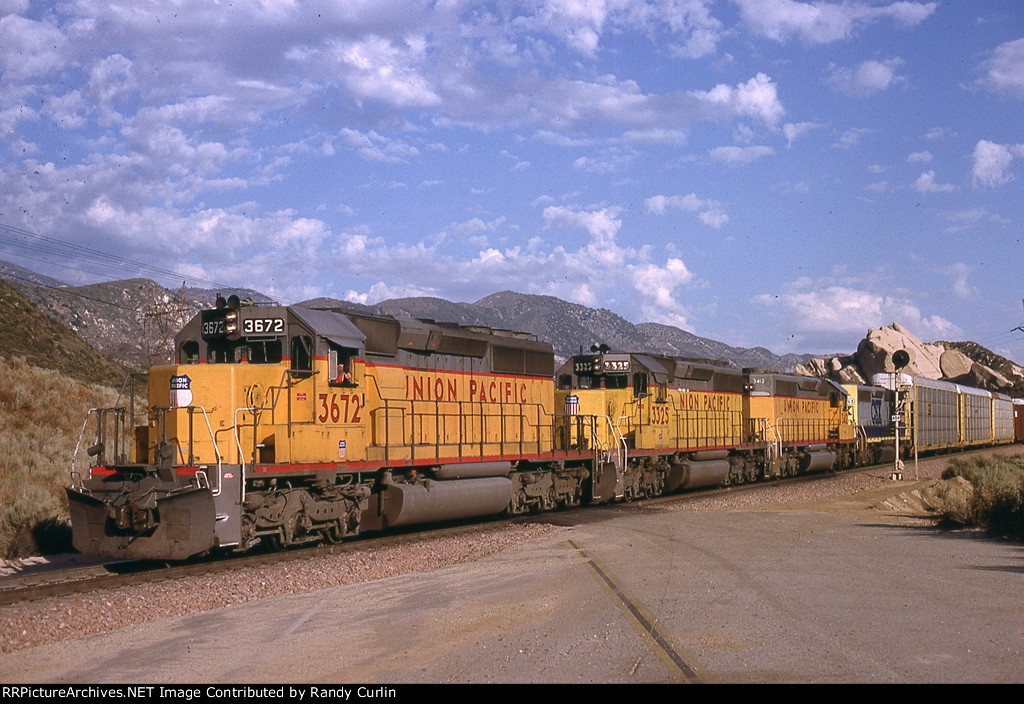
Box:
(795, 323), (1024, 397)
(855, 322), (943, 379)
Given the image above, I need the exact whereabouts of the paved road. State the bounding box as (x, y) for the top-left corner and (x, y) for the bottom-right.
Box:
(2, 506), (1022, 683)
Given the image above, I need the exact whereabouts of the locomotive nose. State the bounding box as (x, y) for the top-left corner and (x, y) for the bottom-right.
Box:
(67, 480), (217, 560)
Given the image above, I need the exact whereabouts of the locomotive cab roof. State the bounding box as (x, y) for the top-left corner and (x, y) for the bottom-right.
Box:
(557, 350), (742, 392)
(174, 300), (553, 375)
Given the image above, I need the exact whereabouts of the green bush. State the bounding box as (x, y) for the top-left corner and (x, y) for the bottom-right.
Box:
(941, 454), (1024, 539)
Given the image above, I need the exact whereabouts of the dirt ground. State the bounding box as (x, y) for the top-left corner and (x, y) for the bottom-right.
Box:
(764, 446), (1021, 530)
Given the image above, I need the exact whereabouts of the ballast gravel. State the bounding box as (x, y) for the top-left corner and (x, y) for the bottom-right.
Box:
(1, 446), (1018, 655)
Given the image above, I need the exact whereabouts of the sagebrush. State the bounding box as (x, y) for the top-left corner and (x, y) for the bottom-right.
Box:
(941, 454), (1024, 539)
(0, 357), (119, 558)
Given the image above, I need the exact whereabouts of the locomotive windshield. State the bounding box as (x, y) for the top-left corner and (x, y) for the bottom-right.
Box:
(206, 339), (283, 364)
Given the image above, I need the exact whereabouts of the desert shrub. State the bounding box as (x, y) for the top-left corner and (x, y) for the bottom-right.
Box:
(0, 357), (119, 557)
(941, 454), (1024, 539)
(0, 485), (63, 558)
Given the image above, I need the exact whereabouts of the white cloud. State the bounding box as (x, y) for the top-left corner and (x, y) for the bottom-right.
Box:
(709, 145), (775, 165)
(976, 36), (1024, 98)
(906, 151), (932, 163)
(513, 0), (608, 57)
(971, 139), (1024, 188)
(0, 13), (65, 81)
(541, 205), (622, 260)
(913, 170), (954, 193)
(826, 58), (904, 96)
(324, 202), (703, 327)
(735, 0), (937, 44)
(572, 149), (637, 174)
(627, 259), (695, 327)
(645, 193), (729, 228)
(339, 128), (420, 163)
(753, 278), (959, 345)
(692, 73), (786, 127)
(833, 127), (872, 149)
(515, 0), (727, 61)
(782, 121), (817, 147)
(331, 35), (442, 108)
(944, 263), (977, 300)
(941, 208), (1010, 234)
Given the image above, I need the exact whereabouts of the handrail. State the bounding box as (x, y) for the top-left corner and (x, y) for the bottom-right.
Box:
(370, 395), (554, 466)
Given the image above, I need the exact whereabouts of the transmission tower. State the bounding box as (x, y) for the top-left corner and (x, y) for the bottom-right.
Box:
(142, 282), (194, 366)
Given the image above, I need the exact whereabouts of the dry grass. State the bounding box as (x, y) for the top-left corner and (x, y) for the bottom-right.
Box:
(941, 453), (1024, 539)
(0, 357), (119, 557)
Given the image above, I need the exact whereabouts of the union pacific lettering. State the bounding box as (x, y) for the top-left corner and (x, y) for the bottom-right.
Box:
(407, 375), (459, 401)
(405, 372), (530, 404)
(677, 391), (736, 412)
(781, 398), (825, 416)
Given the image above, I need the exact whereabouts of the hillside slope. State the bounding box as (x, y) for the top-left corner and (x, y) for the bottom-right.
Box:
(0, 279), (130, 387)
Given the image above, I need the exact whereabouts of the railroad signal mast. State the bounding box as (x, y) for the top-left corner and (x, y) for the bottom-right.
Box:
(890, 349), (910, 481)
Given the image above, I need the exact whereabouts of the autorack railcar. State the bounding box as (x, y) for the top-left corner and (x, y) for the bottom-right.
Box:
(871, 373), (1016, 454)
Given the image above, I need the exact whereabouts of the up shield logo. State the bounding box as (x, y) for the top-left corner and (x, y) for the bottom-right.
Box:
(871, 397), (882, 426)
(170, 375), (193, 408)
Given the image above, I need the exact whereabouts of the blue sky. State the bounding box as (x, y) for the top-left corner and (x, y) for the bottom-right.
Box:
(2, 1), (1023, 362)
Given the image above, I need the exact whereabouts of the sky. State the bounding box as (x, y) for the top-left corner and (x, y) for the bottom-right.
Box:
(1, 0), (1023, 363)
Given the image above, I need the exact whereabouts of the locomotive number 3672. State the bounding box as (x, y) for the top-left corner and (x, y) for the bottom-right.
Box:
(317, 393), (362, 424)
(242, 318), (285, 335)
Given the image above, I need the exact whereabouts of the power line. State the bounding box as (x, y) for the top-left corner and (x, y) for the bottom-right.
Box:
(0, 221), (239, 292)
(2, 271), (142, 312)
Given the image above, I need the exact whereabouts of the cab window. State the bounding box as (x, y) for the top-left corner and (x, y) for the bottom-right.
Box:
(632, 372), (648, 398)
(179, 340), (200, 364)
(329, 346), (358, 386)
(290, 336), (312, 374)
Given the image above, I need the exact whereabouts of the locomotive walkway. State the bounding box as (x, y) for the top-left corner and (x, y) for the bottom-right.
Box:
(2, 497), (1021, 683)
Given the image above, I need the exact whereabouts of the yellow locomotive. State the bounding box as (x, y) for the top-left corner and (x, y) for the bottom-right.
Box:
(554, 353), (857, 497)
(75, 297), (1014, 563)
(69, 297), (592, 559)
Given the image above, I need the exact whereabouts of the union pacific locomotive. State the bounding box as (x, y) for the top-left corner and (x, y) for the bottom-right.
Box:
(66, 297), (1015, 560)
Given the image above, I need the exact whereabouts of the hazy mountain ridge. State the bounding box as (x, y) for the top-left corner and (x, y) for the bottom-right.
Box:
(1, 264), (1021, 396)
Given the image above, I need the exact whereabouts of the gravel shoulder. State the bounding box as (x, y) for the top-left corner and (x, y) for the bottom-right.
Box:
(2, 446), (1019, 656)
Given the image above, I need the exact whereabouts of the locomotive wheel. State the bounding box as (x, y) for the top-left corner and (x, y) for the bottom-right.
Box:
(321, 523), (344, 544)
(264, 533), (287, 551)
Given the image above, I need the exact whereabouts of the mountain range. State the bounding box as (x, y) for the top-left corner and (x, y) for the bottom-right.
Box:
(1, 260), (1021, 397)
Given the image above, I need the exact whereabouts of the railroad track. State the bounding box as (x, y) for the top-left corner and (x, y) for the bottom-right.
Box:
(0, 517), (519, 606)
(0, 452), (986, 606)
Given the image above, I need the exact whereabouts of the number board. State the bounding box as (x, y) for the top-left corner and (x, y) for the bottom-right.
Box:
(573, 358), (599, 375)
(573, 356), (631, 375)
(601, 359), (630, 372)
(241, 317), (285, 336)
(200, 309), (232, 339)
